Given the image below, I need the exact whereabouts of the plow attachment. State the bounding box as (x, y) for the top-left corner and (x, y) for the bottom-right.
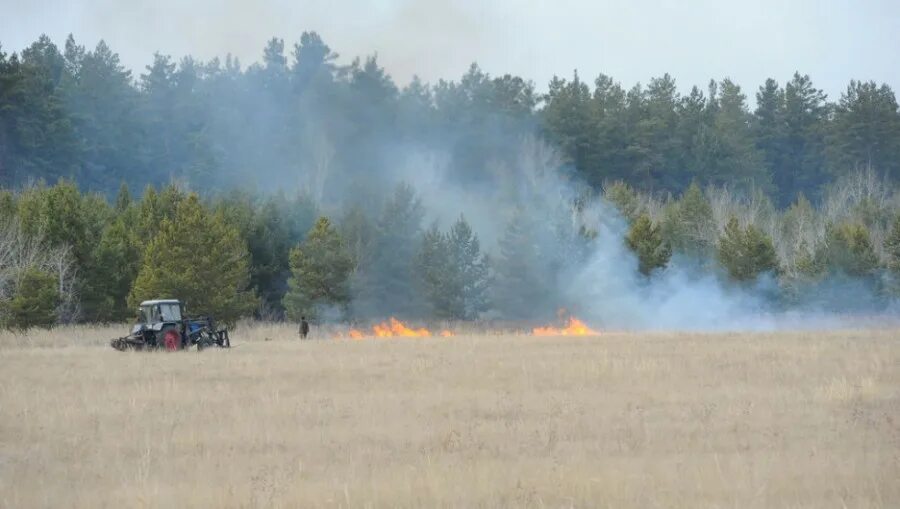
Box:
(110, 335), (149, 352)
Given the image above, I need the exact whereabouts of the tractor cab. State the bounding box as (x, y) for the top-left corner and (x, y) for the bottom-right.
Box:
(140, 299), (183, 326)
(134, 299), (184, 334)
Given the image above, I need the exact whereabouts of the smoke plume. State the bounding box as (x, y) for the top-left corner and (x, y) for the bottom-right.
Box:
(366, 136), (897, 331)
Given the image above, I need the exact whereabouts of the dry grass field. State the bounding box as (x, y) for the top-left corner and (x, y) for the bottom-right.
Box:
(0, 323), (898, 508)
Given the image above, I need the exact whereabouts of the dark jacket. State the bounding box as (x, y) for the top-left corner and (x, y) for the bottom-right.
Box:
(299, 319), (310, 338)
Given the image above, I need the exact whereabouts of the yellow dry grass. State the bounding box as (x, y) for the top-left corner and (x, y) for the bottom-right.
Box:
(0, 323), (898, 508)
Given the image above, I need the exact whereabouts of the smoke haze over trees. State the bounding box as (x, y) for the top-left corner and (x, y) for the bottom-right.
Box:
(1, 32), (900, 329)
(3, 33), (900, 201)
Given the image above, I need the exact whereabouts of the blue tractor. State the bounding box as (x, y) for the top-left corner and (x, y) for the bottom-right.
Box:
(110, 299), (230, 351)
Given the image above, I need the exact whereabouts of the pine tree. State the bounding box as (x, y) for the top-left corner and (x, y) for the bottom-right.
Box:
(15, 180), (110, 320)
(829, 81), (900, 180)
(662, 182), (717, 259)
(67, 39), (145, 191)
(795, 248), (827, 280)
(493, 208), (554, 320)
(418, 216), (490, 320)
(781, 73), (827, 200)
(591, 74), (631, 184)
(2, 36), (80, 186)
(542, 72), (597, 183)
(626, 214), (671, 276)
(604, 181), (641, 222)
(135, 184), (184, 239)
(6, 268), (59, 330)
(215, 191), (317, 316)
(706, 79), (766, 190)
(629, 73), (681, 189)
(115, 182), (131, 212)
(89, 211), (141, 321)
(823, 222), (879, 277)
(887, 214), (900, 273)
(416, 224), (452, 318)
(754, 78), (786, 198)
(283, 216), (352, 320)
(129, 194), (256, 325)
(446, 216), (490, 319)
(0, 190), (15, 219)
(340, 206), (377, 273)
(15, 181), (100, 268)
(140, 52), (209, 185)
(291, 31), (338, 92)
(885, 214), (900, 296)
(716, 216), (779, 282)
(675, 85), (713, 188)
(352, 183), (424, 319)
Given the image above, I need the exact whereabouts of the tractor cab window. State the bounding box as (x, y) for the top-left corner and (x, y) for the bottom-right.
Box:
(159, 303), (182, 322)
(140, 306), (156, 324)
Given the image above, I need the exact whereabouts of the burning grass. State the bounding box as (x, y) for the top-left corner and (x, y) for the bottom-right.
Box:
(532, 316), (599, 336)
(344, 314), (599, 339)
(348, 317), (452, 339)
(0, 324), (898, 507)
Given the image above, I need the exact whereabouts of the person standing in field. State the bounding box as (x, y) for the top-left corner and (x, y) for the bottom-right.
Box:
(299, 317), (310, 339)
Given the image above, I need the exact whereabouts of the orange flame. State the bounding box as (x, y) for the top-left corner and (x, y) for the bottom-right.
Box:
(346, 318), (453, 339)
(532, 316), (599, 336)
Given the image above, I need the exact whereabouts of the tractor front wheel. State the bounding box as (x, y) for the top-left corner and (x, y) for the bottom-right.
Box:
(158, 326), (182, 351)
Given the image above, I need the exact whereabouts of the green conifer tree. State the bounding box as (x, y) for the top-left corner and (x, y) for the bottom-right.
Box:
(415, 224), (450, 318)
(662, 182), (717, 259)
(626, 214), (671, 275)
(115, 182), (132, 212)
(604, 181), (641, 222)
(886, 214), (900, 272)
(446, 215), (490, 319)
(417, 216), (490, 320)
(89, 212), (141, 321)
(493, 208), (553, 320)
(352, 183), (424, 319)
(717, 216), (779, 282)
(884, 214), (900, 296)
(283, 216), (352, 320)
(0, 190), (15, 219)
(7, 268), (59, 330)
(129, 194), (256, 325)
(824, 222), (880, 277)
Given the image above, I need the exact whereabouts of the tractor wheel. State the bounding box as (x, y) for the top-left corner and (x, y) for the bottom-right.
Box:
(158, 326), (182, 351)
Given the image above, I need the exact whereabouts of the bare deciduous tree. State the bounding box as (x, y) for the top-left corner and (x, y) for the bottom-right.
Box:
(0, 219), (78, 323)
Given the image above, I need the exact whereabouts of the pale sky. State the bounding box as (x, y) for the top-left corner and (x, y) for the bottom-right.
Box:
(3, 0), (898, 100)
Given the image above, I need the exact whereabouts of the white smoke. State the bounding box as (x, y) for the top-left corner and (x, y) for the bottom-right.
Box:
(565, 209), (779, 331)
(386, 137), (897, 331)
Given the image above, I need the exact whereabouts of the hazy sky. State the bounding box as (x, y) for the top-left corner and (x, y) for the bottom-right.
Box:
(3, 0), (898, 100)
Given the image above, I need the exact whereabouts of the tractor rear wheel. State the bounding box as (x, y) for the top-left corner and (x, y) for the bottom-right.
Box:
(158, 326), (182, 351)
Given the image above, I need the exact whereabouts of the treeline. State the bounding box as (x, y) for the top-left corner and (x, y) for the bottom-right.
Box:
(2, 33), (900, 204)
(2, 172), (900, 329)
(544, 73), (900, 204)
(0, 181), (495, 328)
(610, 169), (900, 307)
